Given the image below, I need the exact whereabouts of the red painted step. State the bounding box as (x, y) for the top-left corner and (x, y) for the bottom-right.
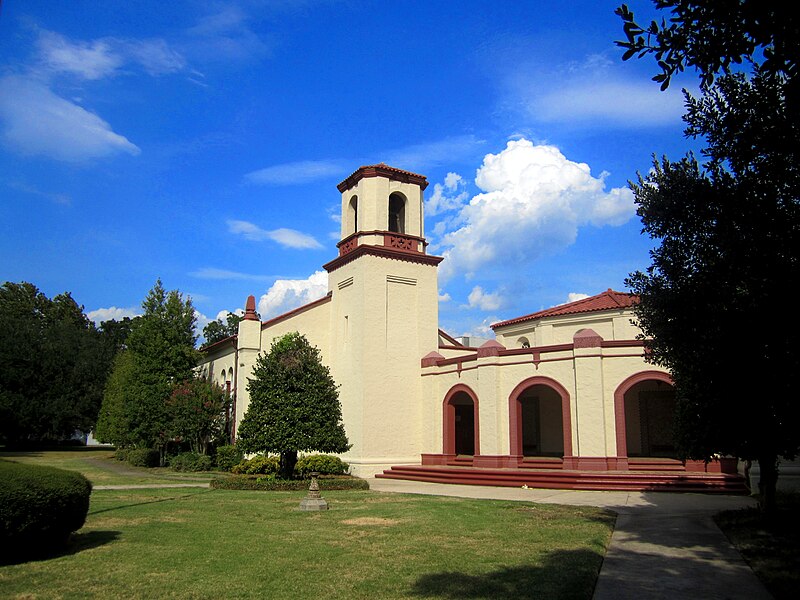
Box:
(375, 464), (748, 494)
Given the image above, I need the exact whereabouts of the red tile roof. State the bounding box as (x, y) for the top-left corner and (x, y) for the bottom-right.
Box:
(337, 163), (428, 192)
(491, 289), (638, 330)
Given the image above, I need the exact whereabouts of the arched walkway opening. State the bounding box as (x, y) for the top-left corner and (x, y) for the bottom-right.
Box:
(509, 377), (572, 459)
(518, 386), (564, 457)
(615, 373), (676, 458)
(443, 385), (479, 456)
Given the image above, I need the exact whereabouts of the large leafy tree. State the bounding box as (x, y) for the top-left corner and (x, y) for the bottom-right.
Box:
(202, 312), (243, 347)
(617, 1), (799, 511)
(0, 282), (111, 444)
(237, 332), (350, 478)
(168, 376), (231, 455)
(95, 280), (199, 462)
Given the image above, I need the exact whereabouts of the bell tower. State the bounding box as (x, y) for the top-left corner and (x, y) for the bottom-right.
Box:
(324, 164), (443, 475)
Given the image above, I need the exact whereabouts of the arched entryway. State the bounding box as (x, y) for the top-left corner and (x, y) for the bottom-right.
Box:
(443, 384), (480, 456)
(509, 377), (572, 459)
(614, 371), (676, 459)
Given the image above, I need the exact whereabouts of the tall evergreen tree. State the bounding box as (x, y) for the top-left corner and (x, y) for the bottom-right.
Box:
(237, 333), (350, 478)
(95, 280), (199, 462)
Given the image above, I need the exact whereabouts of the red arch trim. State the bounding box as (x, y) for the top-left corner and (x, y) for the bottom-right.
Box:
(613, 370), (674, 458)
(508, 376), (573, 458)
(442, 384), (480, 456)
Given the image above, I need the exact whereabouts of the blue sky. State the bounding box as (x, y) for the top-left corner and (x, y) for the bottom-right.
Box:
(0, 1), (702, 340)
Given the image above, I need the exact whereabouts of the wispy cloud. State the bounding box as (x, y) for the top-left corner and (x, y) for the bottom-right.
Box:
(184, 6), (272, 63)
(0, 76), (140, 162)
(244, 159), (346, 185)
(381, 135), (486, 171)
(189, 267), (277, 281)
(504, 53), (686, 129)
(244, 135), (487, 187)
(8, 180), (71, 205)
(227, 219), (323, 249)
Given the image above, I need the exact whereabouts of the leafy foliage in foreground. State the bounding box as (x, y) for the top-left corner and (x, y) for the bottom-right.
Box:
(0, 459), (92, 559)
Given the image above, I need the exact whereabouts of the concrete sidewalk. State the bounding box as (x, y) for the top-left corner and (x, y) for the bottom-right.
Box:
(368, 478), (772, 600)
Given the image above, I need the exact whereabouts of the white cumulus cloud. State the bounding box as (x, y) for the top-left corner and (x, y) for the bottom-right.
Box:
(87, 306), (140, 325)
(466, 286), (503, 311)
(426, 172), (470, 217)
(258, 271), (328, 320)
(437, 139), (635, 280)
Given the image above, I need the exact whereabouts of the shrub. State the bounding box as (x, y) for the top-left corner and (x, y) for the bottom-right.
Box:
(0, 459), (92, 558)
(169, 452), (213, 472)
(215, 445), (244, 472)
(231, 454), (279, 475)
(210, 474), (369, 491)
(295, 454), (349, 476)
(126, 448), (160, 468)
(114, 448), (130, 462)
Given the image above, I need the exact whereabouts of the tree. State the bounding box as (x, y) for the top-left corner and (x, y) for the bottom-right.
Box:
(95, 280), (199, 463)
(617, 2), (799, 512)
(0, 282), (111, 444)
(168, 376), (231, 455)
(236, 332), (350, 478)
(202, 312), (243, 347)
(94, 351), (137, 448)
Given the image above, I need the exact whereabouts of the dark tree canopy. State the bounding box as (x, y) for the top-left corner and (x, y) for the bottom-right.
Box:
(616, 1), (798, 90)
(202, 312), (243, 347)
(237, 332), (350, 478)
(0, 282), (111, 444)
(618, 1), (799, 511)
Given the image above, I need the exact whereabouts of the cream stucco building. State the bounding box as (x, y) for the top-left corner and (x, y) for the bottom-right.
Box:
(200, 164), (742, 491)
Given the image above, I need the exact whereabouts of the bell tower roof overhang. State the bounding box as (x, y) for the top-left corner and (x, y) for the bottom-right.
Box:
(337, 163), (429, 192)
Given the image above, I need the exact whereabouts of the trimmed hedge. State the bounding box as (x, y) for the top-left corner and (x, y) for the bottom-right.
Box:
(214, 445), (244, 472)
(126, 448), (160, 468)
(0, 459), (92, 557)
(295, 454), (349, 476)
(210, 474), (369, 491)
(231, 455), (280, 475)
(169, 452), (213, 472)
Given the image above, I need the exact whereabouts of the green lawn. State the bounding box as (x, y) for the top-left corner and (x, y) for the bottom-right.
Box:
(0, 448), (218, 487)
(0, 450), (615, 600)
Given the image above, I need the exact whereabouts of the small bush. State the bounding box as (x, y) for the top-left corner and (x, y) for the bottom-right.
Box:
(231, 454), (279, 475)
(126, 448), (160, 468)
(0, 459), (92, 559)
(114, 448), (130, 462)
(169, 452), (213, 472)
(210, 474), (369, 491)
(295, 454), (349, 476)
(215, 445), (244, 472)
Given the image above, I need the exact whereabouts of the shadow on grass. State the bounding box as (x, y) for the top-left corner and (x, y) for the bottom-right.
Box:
(0, 530), (121, 566)
(409, 549), (602, 599)
(88, 488), (215, 516)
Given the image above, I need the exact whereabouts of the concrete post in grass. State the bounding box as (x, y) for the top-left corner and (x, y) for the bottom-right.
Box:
(299, 472), (329, 511)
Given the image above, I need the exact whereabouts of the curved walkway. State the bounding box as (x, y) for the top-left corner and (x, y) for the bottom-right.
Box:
(368, 478), (773, 600)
